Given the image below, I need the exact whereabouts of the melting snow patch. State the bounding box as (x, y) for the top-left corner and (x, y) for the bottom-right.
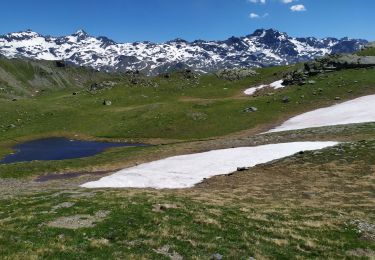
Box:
(268, 94), (375, 133)
(244, 80), (285, 95)
(81, 142), (338, 189)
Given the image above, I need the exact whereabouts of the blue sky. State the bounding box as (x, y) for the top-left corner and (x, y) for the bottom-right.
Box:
(0, 0), (373, 42)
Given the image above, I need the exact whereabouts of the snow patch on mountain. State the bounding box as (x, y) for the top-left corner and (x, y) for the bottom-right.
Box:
(0, 29), (367, 75)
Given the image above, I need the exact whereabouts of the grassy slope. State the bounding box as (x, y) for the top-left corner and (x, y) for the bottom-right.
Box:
(0, 57), (375, 258)
(0, 136), (374, 259)
(0, 57), (122, 98)
(1, 65), (375, 142)
(0, 63), (375, 177)
(357, 46), (375, 56)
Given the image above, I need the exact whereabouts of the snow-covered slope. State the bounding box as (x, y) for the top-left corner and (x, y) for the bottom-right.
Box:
(268, 95), (375, 133)
(0, 29), (367, 75)
(81, 141), (338, 189)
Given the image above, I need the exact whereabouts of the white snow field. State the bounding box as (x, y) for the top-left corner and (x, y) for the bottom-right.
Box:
(81, 142), (338, 189)
(244, 80), (285, 95)
(268, 94), (375, 133)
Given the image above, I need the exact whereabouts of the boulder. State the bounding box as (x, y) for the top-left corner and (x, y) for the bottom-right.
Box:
(243, 107), (258, 113)
(211, 253), (223, 260)
(55, 60), (66, 68)
(103, 100), (112, 106)
(282, 96), (291, 103)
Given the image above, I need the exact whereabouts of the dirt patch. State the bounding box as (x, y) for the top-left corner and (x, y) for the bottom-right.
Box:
(35, 170), (112, 182)
(46, 210), (110, 229)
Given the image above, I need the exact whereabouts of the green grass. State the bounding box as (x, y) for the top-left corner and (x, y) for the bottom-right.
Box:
(1, 66), (375, 142)
(0, 140), (374, 259)
(0, 60), (375, 177)
(0, 57), (375, 258)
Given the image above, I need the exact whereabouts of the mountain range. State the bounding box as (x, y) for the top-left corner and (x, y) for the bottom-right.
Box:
(0, 29), (368, 75)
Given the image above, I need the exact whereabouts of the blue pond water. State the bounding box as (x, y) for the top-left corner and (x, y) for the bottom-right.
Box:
(0, 137), (148, 164)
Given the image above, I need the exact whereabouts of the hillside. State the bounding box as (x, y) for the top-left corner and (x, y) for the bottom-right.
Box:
(0, 29), (367, 75)
(358, 43), (375, 56)
(0, 50), (374, 258)
(0, 57), (122, 98)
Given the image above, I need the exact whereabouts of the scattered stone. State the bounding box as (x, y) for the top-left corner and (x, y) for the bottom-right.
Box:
(282, 96), (291, 103)
(308, 80), (316, 84)
(51, 202), (75, 211)
(186, 111), (208, 121)
(103, 100), (112, 106)
(243, 107), (258, 113)
(302, 191), (317, 199)
(89, 81), (117, 92)
(237, 167), (250, 171)
(334, 97), (341, 101)
(211, 253), (223, 260)
(350, 220), (375, 241)
(152, 204), (179, 212)
(154, 245), (183, 260)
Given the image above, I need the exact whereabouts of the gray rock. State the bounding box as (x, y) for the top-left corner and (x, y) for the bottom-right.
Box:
(103, 100), (112, 106)
(282, 96), (291, 103)
(244, 107), (258, 113)
(302, 191), (317, 199)
(211, 253), (223, 260)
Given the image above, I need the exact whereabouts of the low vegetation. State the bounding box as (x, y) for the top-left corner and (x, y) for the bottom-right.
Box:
(0, 55), (374, 258)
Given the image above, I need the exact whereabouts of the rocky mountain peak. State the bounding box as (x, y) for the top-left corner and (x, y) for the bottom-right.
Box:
(71, 29), (89, 40)
(0, 28), (368, 75)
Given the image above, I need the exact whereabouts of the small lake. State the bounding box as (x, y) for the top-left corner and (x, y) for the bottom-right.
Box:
(0, 137), (148, 164)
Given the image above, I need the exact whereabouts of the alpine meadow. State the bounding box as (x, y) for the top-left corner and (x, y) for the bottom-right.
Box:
(0, 0), (374, 259)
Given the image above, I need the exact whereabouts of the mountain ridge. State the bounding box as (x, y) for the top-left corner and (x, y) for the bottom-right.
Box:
(0, 28), (368, 75)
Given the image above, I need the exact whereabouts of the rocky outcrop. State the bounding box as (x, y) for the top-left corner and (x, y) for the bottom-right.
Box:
(283, 54), (375, 85)
(89, 81), (117, 91)
(216, 68), (257, 81)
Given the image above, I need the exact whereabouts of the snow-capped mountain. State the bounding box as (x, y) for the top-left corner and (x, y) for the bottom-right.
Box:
(0, 29), (367, 75)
